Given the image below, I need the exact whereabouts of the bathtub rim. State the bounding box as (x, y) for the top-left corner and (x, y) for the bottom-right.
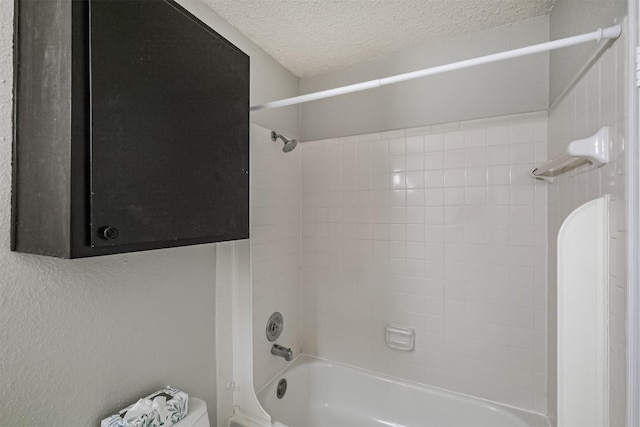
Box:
(256, 353), (550, 427)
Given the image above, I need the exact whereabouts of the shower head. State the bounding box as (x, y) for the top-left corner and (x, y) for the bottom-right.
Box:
(271, 131), (298, 153)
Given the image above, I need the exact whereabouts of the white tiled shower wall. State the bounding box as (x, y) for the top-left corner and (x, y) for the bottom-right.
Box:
(250, 125), (302, 391)
(546, 31), (627, 426)
(301, 113), (548, 412)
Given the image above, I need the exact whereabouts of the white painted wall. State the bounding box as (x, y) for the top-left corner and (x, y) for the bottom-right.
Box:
(549, 0), (627, 105)
(546, 25), (627, 427)
(300, 112), (548, 413)
(0, 1), (299, 426)
(299, 17), (549, 142)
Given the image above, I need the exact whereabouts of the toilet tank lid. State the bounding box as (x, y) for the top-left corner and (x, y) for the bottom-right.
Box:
(176, 397), (207, 425)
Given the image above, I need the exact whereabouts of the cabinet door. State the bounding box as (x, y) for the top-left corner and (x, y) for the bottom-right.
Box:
(88, 0), (249, 248)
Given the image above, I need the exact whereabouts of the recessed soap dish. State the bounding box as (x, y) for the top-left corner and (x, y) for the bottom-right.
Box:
(386, 324), (415, 351)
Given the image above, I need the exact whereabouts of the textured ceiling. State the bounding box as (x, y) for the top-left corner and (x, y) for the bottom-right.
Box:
(204, 0), (555, 77)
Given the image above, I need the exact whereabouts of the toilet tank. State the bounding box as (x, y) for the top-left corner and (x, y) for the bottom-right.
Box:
(174, 398), (210, 427)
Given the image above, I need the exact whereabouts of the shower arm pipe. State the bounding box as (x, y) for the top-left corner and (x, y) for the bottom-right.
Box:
(250, 24), (622, 112)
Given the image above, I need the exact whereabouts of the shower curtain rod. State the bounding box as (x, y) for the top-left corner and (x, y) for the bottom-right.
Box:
(250, 24), (622, 112)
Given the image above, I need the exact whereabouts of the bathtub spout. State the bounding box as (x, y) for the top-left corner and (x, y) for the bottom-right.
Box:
(271, 344), (293, 361)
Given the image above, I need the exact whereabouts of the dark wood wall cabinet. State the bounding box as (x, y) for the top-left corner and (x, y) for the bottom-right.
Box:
(13, 0), (250, 258)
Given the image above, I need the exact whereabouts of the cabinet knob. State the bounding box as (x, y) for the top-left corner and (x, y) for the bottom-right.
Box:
(101, 226), (119, 240)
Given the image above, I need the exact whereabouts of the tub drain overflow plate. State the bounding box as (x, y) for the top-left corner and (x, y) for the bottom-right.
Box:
(277, 378), (287, 399)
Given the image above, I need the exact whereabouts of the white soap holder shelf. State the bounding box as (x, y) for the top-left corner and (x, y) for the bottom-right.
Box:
(531, 126), (610, 183)
(386, 324), (415, 351)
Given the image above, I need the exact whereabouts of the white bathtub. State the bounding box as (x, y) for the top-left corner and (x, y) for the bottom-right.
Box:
(256, 355), (549, 427)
